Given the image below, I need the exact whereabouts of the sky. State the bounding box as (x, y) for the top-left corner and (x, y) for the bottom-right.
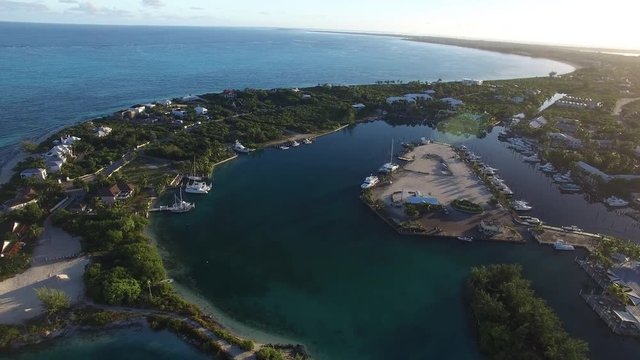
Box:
(1, 0), (639, 50)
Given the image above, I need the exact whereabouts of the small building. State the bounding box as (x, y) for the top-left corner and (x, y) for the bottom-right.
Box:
(156, 99), (172, 106)
(576, 161), (612, 183)
(195, 106), (208, 115)
(548, 133), (582, 149)
(171, 109), (186, 118)
(58, 135), (81, 145)
(404, 93), (433, 102)
(302, 94), (312, 99)
(46, 160), (64, 173)
(98, 183), (135, 204)
(222, 90), (237, 99)
(529, 116), (548, 129)
(461, 78), (483, 86)
(20, 168), (47, 180)
(352, 103), (366, 111)
(479, 220), (502, 234)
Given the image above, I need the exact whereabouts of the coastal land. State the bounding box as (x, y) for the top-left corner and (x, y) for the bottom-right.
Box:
(1, 34), (640, 359)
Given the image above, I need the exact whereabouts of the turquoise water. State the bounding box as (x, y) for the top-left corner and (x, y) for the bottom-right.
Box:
(150, 122), (640, 360)
(0, 22), (573, 151)
(0, 328), (214, 360)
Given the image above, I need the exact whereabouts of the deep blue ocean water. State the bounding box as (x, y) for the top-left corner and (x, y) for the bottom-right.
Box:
(0, 22), (572, 151)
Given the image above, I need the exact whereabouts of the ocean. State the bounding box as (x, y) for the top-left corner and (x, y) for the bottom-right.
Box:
(0, 22), (605, 360)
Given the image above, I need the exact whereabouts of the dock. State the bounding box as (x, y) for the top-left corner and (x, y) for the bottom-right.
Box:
(531, 225), (602, 251)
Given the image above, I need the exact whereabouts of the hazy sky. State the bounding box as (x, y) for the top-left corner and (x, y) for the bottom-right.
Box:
(1, 0), (639, 49)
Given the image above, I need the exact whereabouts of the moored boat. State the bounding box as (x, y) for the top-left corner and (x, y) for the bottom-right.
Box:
(457, 236), (474, 242)
(512, 200), (532, 212)
(553, 239), (575, 251)
(233, 140), (251, 153)
(361, 175), (380, 189)
(605, 196), (629, 207)
(562, 225), (582, 232)
(559, 183), (582, 193)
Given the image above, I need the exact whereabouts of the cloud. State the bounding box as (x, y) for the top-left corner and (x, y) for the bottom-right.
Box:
(66, 1), (129, 16)
(190, 6), (203, 10)
(259, 11), (269, 15)
(0, 0), (49, 11)
(58, 0), (77, 3)
(141, 0), (164, 8)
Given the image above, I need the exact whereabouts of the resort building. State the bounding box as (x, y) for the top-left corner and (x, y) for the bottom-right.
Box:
(94, 126), (113, 138)
(20, 168), (47, 180)
(548, 133), (583, 149)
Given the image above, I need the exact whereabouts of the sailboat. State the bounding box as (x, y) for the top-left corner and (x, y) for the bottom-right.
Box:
(378, 139), (400, 174)
(170, 188), (195, 213)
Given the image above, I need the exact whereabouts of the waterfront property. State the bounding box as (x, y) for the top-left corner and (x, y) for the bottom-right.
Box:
(368, 142), (518, 240)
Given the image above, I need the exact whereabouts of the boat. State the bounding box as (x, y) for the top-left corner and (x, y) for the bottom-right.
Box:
(457, 236), (474, 242)
(186, 156), (204, 181)
(559, 183), (582, 193)
(552, 173), (572, 183)
(361, 175), (380, 189)
(169, 189), (195, 213)
(520, 216), (542, 225)
(291, 140), (300, 147)
(539, 163), (557, 174)
(523, 155), (541, 163)
(482, 166), (499, 176)
(605, 196), (629, 207)
(378, 139), (400, 174)
(553, 239), (575, 251)
(512, 200), (532, 212)
(232, 140), (251, 153)
(302, 138), (313, 144)
(185, 179), (211, 194)
(501, 187), (514, 197)
(279, 145), (290, 150)
(562, 225), (582, 232)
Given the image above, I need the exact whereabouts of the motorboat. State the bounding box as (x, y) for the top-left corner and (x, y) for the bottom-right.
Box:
(482, 166), (499, 176)
(523, 155), (541, 163)
(562, 225), (582, 232)
(279, 145), (290, 150)
(501, 186), (514, 197)
(559, 183), (582, 193)
(539, 163), (558, 174)
(232, 140), (251, 153)
(553, 239), (575, 251)
(458, 236), (474, 242)
(552, 173), (572, 183)
(520, 216), (542, 225)
(291, 140), (300, 147)
(512, 200), (532, 212)
(605, 196), (629, 207)
(302, 138), (313, 144)
(185, 180), (211, 194)
(361, 175), (380, 189)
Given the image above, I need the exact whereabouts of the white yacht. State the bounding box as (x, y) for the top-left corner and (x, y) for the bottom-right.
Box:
(279, 145), (290, 150)
(185, 180), (211, 194)
(553, 240), (575, 251)
(169, 189), (195, 213)
(512, 200), (532, 212)
(539, 163), (557, 174)
(291, 140), (300, 147)
(302, 138), (313, 144)
(233, 140), (251, 153)
(605, 196), (629, 207)
(457, 236), (474, 242)
(361, 175), (380, 189)
(520, 216), (542, 225)
(552, 173), (572, 183)
(523, 155), (541, 163)
(379, 139), (400, 174)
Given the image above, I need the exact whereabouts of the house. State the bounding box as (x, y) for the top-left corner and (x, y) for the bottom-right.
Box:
(555, 96), (602, 110)
(461, 78), (483, 86)
(171, 109), (186, 118)
(404, 93), (432, 102)
(302, 94), (312, 99)
(98, 183), (135, 204)
(195, 106), (208, 115)
(156, 99), (172, 106)
(291, 88), (300, 93)
(548, 133), (582, 149)
(55, 135), (81, 146)
(352, 103), (366, 111)
(529, 116), (548, 129)
(94, 126), (113, 138)
(46, 160), (64, 173)
(45, 145), (73, 163)
(555, 118), (580, 135)
(2, 188), (38, 212)
(20, 168), (47, 180)
(440, 97), (464, 108)
(222, 90), (237, 99)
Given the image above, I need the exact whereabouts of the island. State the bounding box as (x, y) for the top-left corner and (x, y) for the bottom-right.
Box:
(2, 35), (640, 359)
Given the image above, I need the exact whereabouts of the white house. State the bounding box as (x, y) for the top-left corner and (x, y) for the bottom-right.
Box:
(59, 135), (81, 145)
(157, 99), (172, 106)
(440, 97), (464, 108)
(352, 103), (366, 111)
(46, 160), (64, 173)
(45, 145), (73, 162)
(461, 78), (483, 86)
(20, 168), (47, 180)
(195, 106), (208, 115)
(529, 116), (548, 129)
(94, 126), (113, 138)
(172, 109), (186, 117)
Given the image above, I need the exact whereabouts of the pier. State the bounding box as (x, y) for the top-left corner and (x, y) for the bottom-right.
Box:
(531, 225), (602, 251)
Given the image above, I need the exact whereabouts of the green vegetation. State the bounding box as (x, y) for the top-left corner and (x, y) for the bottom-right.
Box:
(589, 236), (640, 270)
(35, 287), (71, 315)
(468, 264), (589, 360)
(256, 346), (287, 360)
(451, 199), (483, 214)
